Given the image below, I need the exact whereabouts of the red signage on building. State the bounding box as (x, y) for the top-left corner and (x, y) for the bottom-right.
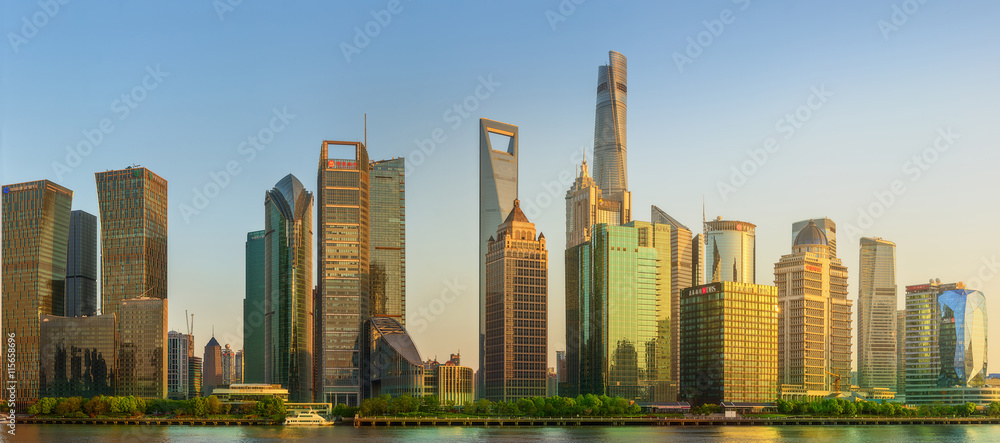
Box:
(906, 284), (930, 293)
(805, 265), (822, 273)
(328, 160), (357, 169)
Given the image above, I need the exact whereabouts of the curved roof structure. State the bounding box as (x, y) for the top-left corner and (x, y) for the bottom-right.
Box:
(794, 220), (828, 246)
(266, 174), (311, 221)
(370, 317), (422, 365)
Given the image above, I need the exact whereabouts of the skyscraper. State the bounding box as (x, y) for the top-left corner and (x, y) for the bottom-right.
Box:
(203, 336), (222, 397)
(65, 210), (97, 317)
(95, 166), (168, 318)
(593, 50), (628, 201)
(791, 218), (837, 258)
(222, 344), (236, 386)
(704, 217), (756, 284)
(369, 158), (405, 323)
(167, 331), (190, 400)
(188, 356), (203, 399)
(264, 174), (314, 402)
(243, 230), (266, 384)
(565, 158), (630, 249)
(39, 314), (116, 398)
(116, 297), (167, 399)
(479, 118), (518, 397)
(484, 200), (547, 402)
(317, 140), (370, 406)
(650, 205), (694, 397)
(774, 221), (852, 392)
(897, 309), (906, 399)
(857, 237), (898, 391)
(2, 179), (73, 410)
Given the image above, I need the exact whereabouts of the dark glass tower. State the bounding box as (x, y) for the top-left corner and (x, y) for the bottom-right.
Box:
(65, 209), (97, 317)
(264, 174), (314, 402)
(370, 158), (405, 324)
(243, 230), (266, 383)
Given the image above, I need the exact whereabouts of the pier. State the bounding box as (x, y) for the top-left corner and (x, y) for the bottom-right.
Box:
(353, 416), (1000, 427)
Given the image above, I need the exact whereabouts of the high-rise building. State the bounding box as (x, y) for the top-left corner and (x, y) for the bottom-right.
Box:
(188, 356), (203, 399)
(203, 336), (222, 397)
(95, 166), (167, 319)
(704, 217), (756, 284)
(896, 309), (906, 400)
(774, 221), (852, 393)
(65, 210), (97, 317)
(593, 50), (628, 201)
(235, 350), (244, 384)
(116, 297), (167, 399)
(904, 281), (991, 405)
(479, 118), (518, 398)
(484, 200), (547, 402)
(39, 314), (116, 398)
(791, 218), (837, 258)
(167, 331), (191, 400)
(650, 206), (694, 398)
(547, 368), (558, 397)
(222, 344), (236, 386)
(556, 351), (567, 385)
(370, 158), (405, 324)
(857, 237), (898, 391)
(692, 234), (704, 286)
(2, 180), (73, 410)
(243, 230), (266, 384)
(680, 282), (778, 405)
(317, 140), (370, 406)
(264, 173), (314, 403)
(363, 317), (425, 399)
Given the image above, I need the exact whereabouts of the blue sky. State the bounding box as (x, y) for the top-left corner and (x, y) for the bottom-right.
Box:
(3, 1), (999, 372)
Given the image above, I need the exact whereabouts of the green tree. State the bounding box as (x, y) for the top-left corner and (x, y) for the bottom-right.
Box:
(845, 402), (857, 416)
(476, 398), (493, 415)
(988, 401), (1000, 417)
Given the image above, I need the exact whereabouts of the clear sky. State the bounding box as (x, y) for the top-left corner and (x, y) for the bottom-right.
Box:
(2, 1), (999, 373)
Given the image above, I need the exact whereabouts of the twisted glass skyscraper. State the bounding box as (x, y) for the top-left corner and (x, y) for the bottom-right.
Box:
(593, 50), (628, 200)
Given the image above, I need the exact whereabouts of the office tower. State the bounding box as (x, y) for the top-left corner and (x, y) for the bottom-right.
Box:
(235, 350), (244, 384)
(792, 218), (836, 258)
(2, 180), (73, 410)
(203, 336), (222, 397)
(243, 230), (266, 383)
(95, 166), (167, 318)
(222, 344), (235, 386)
(774, 221), (852, 392)
(904, 281), (991, 405)
(436, 360), (474, 406)
(556, 350), (567, 385)
(547, 368), (558, 397)
(593, 50), (628, 201)
(577, 222), (670, 402)
(680, 282), (778, 405)
(692, 233), (704, 286)
(363, 317), (425, 399)
(65, 210), (97, 317)
(370, 158), (406, 323)
(857, 237), (898, 391)
(39, 314), (116, 398)
(167, 331), (190, 400)
(704, 217), (756, 284)
(479, 118), (518, 398)
(264, 173), (314, 403)
(116, 297), (167, 399)
(897, 309), (906, 399)
(484, 200), (547, 402)
(317, 140), (370, 406)
(650, 206), (694, 398)
(188, 356), (203, 399)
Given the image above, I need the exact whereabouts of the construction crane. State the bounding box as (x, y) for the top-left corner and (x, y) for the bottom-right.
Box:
(825, 370), (841, 393)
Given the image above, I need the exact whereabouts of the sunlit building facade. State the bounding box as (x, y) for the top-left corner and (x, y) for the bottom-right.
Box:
(363, 317), (425, 399)
(167, 331), (190, 400)
(791, 218), (837, 259)
(679, 282), (778, 405)
(705, 217), (756, 284)
(65, 209), (97, 317)
(593, 50), (628, 201)
(650, 205), (696, 399)
(203, 336), (222, 397)
(1, 179), (73, 410)
(39, 314), (116, 398)
(857, 237), (898, 391)
(188, 356), (203, 399)
(95, 166), (167, 318)
(116, 297), (167, 399)
(370, 158), (405, 324)
(316, 140), (370, 406)
(484, 200), (547, 402)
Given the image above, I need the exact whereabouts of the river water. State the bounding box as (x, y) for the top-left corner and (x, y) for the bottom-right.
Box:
(7, 424), (1000, 442)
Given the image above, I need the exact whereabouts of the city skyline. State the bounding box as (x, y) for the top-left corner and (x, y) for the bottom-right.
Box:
(3, 1), (1000, 376)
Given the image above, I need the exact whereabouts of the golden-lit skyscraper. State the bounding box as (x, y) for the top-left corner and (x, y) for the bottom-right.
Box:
(775, 220), (852, 393)
(858, 237), (898, 392)
(1, 179), (73, 410)
(369, 158), (405, 324)
(484, 200), (547, 402)
(316, 140), (370, 406)
(95, 166), (168, 318)
(116, 297), (167, 399)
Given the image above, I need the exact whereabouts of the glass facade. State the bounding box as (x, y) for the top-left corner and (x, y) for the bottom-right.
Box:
(39, 314), (116, 398)
(116, 297), (167, 399)
(857, 237), (898, 391)
(938, 289), (987, 387)
(65, 210), (97, 317)
(369, 158), (405, 324)
(679, 282), (778, 405)
(2, 179), (73, 410)
(705, 218), (756, 284)
(188, 356), (203, 399)
(593, 50), (628, 200)
(317, 140), (370, 406)
(264, 174), (314, 402)
(484, 200), (547, 402)
(364, 317), (424, 399)
(95, 167), (168, 318)
(243, 230), (266, 384)
(167, 331), (190, 400)
(650, 205), (693, 399)
(479, 118), (518, 398)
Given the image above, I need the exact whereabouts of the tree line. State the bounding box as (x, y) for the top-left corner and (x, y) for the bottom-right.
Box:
(358, 394), (642, 417)
(775, 398), (1000, 417)
(27, 395), (286, 420)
